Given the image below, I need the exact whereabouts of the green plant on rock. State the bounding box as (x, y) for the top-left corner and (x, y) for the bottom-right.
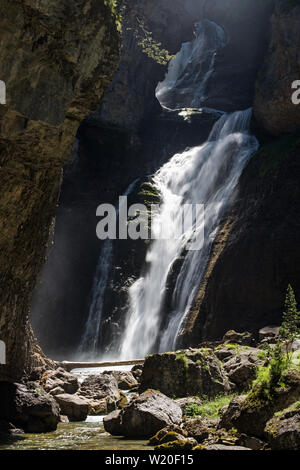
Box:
(279, 284), (300, 358)
(104, 0), (123, 32)
(269, 342), (289, 389)
(129, 17), (174, 65)
(249, 342), (290, 404)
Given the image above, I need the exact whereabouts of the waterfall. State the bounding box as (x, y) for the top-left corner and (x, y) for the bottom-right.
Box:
(79, 17), (259, 361)
(78, 179), (139, 358)
(119, 109), (258, 359)
(156, 20), (227, 110)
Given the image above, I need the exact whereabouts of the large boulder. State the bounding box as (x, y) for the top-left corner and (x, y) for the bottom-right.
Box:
(0, 382), (60, 432)
(78, 373), (120, 415)
(140, 349), (232, 398)
(40, 368), (79, 395)
(265, 404), (300, 450)
(104, 390), (182, 439)
(79, 374), (120, 401)
(54, 394), (89, 422)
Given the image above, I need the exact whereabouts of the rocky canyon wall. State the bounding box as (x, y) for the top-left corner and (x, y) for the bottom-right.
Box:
(0, 0), (120, 381)
(184, 0), (300, 345)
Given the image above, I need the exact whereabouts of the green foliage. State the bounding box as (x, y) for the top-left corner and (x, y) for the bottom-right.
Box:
(104, 0), (123, 32)
(185, 395), (236, 419)
(128, 17), (174, 65)
(279, 285), (300, 353)
(249, 342), (290, 403)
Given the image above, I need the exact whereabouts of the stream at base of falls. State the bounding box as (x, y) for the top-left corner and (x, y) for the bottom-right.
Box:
(0, 367), (153, 451)
(0, 422), (152, 451)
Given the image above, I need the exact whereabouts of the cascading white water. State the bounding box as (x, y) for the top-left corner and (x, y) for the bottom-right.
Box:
(78, 179), (139, 358)
(119, 109), (258, 359)
(156, 20), (227, 110)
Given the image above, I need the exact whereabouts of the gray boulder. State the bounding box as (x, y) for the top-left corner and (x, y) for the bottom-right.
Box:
(79, 373), (120, 401)
(41, 368), (79, 395)
(104, 389), (182, 439)
(54, 393), (89, 422)
(223, 350), (260, 391)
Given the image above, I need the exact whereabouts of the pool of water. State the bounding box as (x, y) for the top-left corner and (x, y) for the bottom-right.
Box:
(0, 420), (153, 451)
(0, 366), (152, 450)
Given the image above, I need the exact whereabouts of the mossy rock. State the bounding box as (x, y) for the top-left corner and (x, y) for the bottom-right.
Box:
(156, 439), (195, 450)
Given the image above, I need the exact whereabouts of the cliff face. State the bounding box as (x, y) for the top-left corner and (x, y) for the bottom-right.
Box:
(0, 0), (120, 381)
(183, 1), (300, 345)
(254, 1), (300, 135)
(183, 134), (300, 345)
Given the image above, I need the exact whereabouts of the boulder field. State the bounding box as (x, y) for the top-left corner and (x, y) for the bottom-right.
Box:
(0, 328), (299, 450)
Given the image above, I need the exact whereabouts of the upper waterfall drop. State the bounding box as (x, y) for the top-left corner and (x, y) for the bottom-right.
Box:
(155, 20), (227, 110)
